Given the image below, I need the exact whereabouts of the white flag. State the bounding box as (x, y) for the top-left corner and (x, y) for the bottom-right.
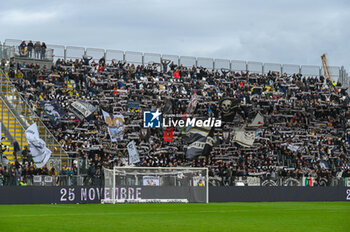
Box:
(127, 141), (140, 164)
(287, 144), (300, 152)
(248, 112), (264, 127)
(232, 127), (256, 147)
(25, 123), (51, 168)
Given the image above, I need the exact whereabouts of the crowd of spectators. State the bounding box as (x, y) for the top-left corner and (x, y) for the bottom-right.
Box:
(18, 40), (47, 60)
(0, 53), (349, 186)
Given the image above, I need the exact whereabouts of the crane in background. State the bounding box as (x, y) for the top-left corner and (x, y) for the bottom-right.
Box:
(321, 53), (339, 93)
(321, 54), (332, 81)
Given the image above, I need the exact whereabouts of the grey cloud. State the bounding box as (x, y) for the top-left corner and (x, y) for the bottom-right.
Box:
(0, 0), (349, 74)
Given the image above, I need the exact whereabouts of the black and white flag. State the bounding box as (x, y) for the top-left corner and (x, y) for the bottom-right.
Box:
(232, 127), (256, 147)
(69, 100), (97, 120)
(219, 98), (240, 122)
(185, 127), (211, 159)
(127, 141), (140, 164)
(25, 123), (51, 168)
(40, 99), (66, 125)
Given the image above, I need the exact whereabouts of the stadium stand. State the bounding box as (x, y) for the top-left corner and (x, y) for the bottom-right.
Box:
(0, 39), (349, 187)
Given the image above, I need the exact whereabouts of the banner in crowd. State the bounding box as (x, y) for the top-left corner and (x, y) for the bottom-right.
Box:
(320, 160), (330, 170)
(140, 128), (149, 141)
(127, 140), (140, 164)
(202, 128), (216, 156)
(142, 176), (160, 186)
(127, 100), (140, 109)
(345, 177), (350, 187)
(70, 100), (97, 120)
(0, 122), (2, 142)
(287, 144), (300, 152)
(40, 99), (66, 124)
(163, 99), (173, 115)
(222, 129), (230, 143)
(232, 127), (256, 147)
(302, 177), (315, 186)
(185, 127), (211, 159)
(164, 127), (174, 142)
(25, 123), (51, 168)
(219, 98), (240, 122)
(102, 110), (125, 142)
(186, 93), (199, 116)
(246, 177), (261, 186)
(248, 112), (264, 127)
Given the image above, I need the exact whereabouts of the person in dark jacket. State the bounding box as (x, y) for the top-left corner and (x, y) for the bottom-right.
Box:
(27, 40), (34, 58)
(18, 41), (26, 56)
(83, 55), (92, 66)
(99, 56), (105, 67)
(41, 42), (47, 59)
(0, 141), (7, 164)
(59, 167), (67, 186)
(34, 41), (41, 59)
(87, 164), (96, 185)
(13, 140), (20, 160)
(21, 146), (31, 165)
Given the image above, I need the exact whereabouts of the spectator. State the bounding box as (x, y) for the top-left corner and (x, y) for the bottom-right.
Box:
(59, 167), (67, 186)
(41, 42), (47, 59)
(13, 140), (20, 160)
(20, 177), (27, 186)
(0, 141), (7, 164)
(0, 165), (3, 186)
(27, 165), (35, 185)
(66, 167), (74, 186)
(99, 56), (105, 66)
(34, 41), (41, 59)
(1, 52), (348, 187)
(87, 164), (96, 185)
(21, 146), (31, 165)
(1, 58), (6, 71)
(15, 70), (23, 85)
(161, 59), (170, 73)
(83, 55), (92, 65)
(9, 165), (16, 186)
(27, 40), (34, 58)
(3, 168), (9, 186)
(19, 41), (26, 56)
(15, 166), (22, 185)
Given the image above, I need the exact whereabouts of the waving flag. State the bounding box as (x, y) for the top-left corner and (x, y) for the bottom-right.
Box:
(25, 123), (51, 168)
(102, 110), (125, 142)
(185, 127), (211, 159)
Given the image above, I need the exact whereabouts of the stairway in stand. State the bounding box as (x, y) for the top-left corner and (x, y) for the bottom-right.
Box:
(0, 69), (68, 167)
(0, 99), (28, 164)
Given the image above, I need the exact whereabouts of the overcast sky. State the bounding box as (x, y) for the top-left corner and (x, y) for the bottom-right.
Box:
(0, 0), (349, 74)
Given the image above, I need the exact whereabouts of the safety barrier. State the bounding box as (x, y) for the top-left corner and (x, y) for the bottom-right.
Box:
(1, 38), (348, 89)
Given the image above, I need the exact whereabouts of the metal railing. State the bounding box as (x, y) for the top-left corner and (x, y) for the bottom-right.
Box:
(0, 175), (89, 187)
(1, 175), (348, 187)
(1, 39), (346, 80)
(1, 38), (349, 91)
(0, 45), (15, 60)
(0, 95), (27, 149)
(0, 69), (68, 161)
(209, 176), (350, 187)
(2, 39), (53, 61)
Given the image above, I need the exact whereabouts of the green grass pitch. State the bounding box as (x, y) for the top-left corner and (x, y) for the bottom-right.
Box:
(0, 202), (349, 232)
